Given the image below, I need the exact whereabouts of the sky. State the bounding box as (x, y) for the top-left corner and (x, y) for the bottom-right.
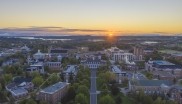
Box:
(0, 0), (182, 36)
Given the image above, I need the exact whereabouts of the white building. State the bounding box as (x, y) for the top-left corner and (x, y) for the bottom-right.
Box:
(81, 55), (106, 69)
(105, 47), (135, 62)
(33, 50), (45, 60)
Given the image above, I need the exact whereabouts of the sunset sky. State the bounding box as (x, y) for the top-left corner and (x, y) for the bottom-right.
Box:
(0, 0), (182, 36)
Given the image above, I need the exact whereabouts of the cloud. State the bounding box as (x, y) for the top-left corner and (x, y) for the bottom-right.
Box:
(0, 26), (107, 34)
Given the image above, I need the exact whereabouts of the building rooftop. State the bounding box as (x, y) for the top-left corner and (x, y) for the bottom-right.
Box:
(30, 62), (44, 67)
(150, 60), (182, 69)
(40, 82), (69, 94)
(132, 80), (173, 86)
(153, 60), (175, 65)
(152, 71), (174, 77)
(13, 77), (32, 84)
(63, 65), (77, 73)
(111, 65), (122, 73)
(11, 87), (28, 96)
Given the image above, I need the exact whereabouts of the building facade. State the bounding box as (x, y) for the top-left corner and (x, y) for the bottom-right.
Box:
(44, 62), (61, 70)
(133, 46), (144, 60)
(81, 55), (106, 69)
(105, 47), (135, 62)
(26, 62), (45, 74)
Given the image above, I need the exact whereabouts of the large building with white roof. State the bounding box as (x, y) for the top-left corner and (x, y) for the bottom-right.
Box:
(38, 82), (70, 104)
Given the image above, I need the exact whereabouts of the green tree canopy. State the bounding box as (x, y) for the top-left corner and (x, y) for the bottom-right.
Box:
(99, 94), (115, 104)
(77, 85), (89, 97)
(32, 76), (43, 87)
(75, 93), (89, 104)
(3, 73), (12, 84)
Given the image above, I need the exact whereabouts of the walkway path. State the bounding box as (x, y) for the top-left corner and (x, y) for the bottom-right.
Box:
(90, 68), (97, 104)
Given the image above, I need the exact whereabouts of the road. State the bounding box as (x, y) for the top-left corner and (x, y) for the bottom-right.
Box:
(90, 68), (97, 104)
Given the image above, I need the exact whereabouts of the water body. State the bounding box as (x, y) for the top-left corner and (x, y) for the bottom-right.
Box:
(14, 37), (72, 41)
(142, 41), (159, 44)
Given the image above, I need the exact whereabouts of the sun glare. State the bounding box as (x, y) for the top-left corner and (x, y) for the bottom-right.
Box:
(109, 33), (113, 37)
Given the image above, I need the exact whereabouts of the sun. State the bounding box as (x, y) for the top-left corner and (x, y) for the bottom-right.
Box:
(109, 33), (113, 37)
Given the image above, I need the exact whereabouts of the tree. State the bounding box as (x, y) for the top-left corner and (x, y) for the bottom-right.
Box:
(111, 84), (120, 96)
(62, 86), (76, 103)
(47, 73), (60, 85)
(60, 73), (65, 81)
(68, 86), (76, 99)
(80, 79), (90, 88)
(143, 95), (153, 104)
(32, 76), (43, 87)
(99, 94), (115, 104)
(115, 94), (122, 104)
(145, 72), (153, 80)
(152, 97), (163, 104)
(75, 93), (89, 104)
(105, 71), (116, 83)
(26, 99), (37, 104)
(3, 74), (12, 84)
(0, 83), (2, 91)
(39, 101), (48, 104)
(77, 85), (89, 97)
(69, 72), (74, 83)
(31, 72), (40, 78)
(44, 66), (50, 72)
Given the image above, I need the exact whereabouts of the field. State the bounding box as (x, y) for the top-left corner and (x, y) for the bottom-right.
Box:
(158, 49), (182, 54)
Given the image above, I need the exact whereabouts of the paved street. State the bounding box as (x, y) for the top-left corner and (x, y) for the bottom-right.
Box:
(90, 68), (97, 104)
